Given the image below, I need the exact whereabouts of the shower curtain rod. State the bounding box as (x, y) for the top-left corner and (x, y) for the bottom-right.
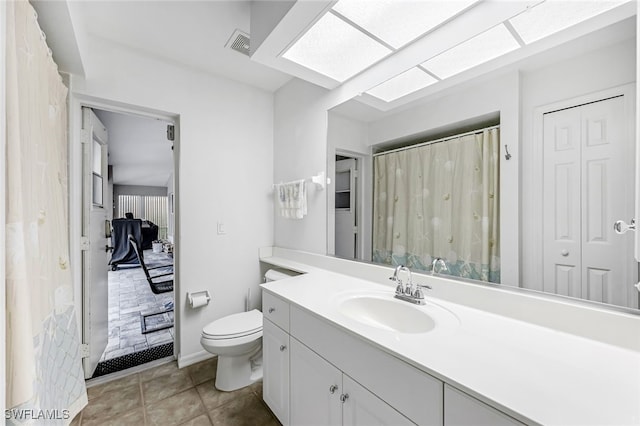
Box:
(373, 124), (500, 157)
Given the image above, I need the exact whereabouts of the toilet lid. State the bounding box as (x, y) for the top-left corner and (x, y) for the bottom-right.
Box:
(202, 309), (263, 339)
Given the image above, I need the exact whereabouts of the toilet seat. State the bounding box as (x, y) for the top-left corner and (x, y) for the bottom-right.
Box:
(202, 309), (262, 340)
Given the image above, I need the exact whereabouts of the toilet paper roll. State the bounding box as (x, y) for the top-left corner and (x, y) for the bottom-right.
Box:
(189, 291), (210, 308)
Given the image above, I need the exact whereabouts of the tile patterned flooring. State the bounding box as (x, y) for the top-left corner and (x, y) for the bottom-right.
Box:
(103, 250), (175, 361)
(73, 358), (280, 426)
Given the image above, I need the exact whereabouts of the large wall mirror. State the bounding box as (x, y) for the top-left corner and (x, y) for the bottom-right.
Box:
(326, 7), (639, 313)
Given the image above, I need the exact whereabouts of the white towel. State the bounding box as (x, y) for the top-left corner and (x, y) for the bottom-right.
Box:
(276, 179), (307, 219)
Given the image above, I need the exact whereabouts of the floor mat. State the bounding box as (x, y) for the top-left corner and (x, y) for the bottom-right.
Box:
(91, 342), (174, 378)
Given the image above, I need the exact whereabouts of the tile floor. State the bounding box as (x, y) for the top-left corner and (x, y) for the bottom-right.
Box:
(73, 358), (280, 426)
(103, 250), (175, 361)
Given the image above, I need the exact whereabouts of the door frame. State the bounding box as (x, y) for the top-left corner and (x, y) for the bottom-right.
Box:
(530, 83), (636, 298)
(69, 93), (181, 364)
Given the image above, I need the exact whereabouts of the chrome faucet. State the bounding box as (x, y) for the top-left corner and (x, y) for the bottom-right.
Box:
(431, 258), (448, 275)
(389, 265), (430, 305)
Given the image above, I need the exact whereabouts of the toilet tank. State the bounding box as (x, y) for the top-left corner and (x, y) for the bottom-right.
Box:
(264, 268), (299, 282)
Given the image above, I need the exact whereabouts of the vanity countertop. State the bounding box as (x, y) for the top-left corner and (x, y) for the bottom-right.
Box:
(260, 259), (640, 426)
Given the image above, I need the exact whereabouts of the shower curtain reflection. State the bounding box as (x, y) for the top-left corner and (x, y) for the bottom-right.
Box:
(372, 127), (500, 282)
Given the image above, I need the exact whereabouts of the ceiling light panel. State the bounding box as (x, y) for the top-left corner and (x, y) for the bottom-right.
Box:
(332, 0), (480, 49)
(509, 0), (630, 44)
(422, 24), (520, 79)
(282, 12), (392, 82)
(366, 68), (438, 102)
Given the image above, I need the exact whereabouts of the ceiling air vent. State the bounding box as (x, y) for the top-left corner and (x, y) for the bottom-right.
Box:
(226, 29), (250, 56)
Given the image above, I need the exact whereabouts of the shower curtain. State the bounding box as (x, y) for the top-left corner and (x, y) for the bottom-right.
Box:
(6, 0), (87, 423)
(372, 128), (500, 283)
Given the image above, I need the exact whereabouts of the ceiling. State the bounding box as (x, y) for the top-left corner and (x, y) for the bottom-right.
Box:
(94, 110), (174, 187)
(36, 0), (293, 92)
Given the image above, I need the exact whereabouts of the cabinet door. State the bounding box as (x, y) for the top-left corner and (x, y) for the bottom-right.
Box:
(444, 385), (524, 426)
(263, 319), (290, 425)
(290, 338), (342, 426)
(342, 375), (414, 426)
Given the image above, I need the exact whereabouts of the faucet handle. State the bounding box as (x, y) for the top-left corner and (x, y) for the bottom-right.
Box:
(416, 283), (432, 291)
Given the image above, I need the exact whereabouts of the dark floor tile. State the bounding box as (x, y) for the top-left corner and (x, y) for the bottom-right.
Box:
(208, 392), (276, 426)
(81, 383), (142, 423)
(146, 388), (205, 426)
(143, 368), (194, 404)
(82, 407), (146, 426)
(140, 361), (179, 383)
(196, 380), (251, 411)
(187, 357), (218, 386)
(249, 380), (263, 400)
(87, 373), (140, 400)
(179, 414), (213, 426)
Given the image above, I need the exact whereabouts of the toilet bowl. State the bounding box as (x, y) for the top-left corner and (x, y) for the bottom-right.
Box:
(200, 309), (263, 391)
(200, 269), (296, 391)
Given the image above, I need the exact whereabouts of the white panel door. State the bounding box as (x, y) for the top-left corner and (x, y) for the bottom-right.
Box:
(82, 107), (110, 378)
(543, 106), (582, 298)
(263, 319), (290, 425)
(444, 385), (524, 426)
(290, 337), (342, 426)
(543, 96), (636, 308)
(342, 375), (414, 426)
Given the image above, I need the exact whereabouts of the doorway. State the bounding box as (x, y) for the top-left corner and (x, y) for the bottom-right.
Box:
(80, 105), (178, 378)
(335, 154), (359, 260)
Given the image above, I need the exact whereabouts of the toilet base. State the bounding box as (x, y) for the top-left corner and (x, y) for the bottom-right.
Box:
(214, 346), (263, 392)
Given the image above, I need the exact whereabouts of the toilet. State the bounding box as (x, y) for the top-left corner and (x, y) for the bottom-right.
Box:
(200, 269), (295, 391)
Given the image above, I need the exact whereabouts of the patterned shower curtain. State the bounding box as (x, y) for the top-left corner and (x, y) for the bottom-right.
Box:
(372, 128), (500, 283)
(6, 1), (87, 423)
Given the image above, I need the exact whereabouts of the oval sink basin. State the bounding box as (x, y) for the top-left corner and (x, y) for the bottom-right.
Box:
(338, 296), (436, 334)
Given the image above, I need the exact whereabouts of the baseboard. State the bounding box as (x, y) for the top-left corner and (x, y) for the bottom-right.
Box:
(177, 350), (215, 369)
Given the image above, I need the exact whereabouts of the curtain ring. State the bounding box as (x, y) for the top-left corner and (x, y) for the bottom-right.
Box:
(41, 31), (46, 41)
(33, 10), (38, 19)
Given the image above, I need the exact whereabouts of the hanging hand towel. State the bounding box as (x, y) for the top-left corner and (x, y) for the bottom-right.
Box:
(276, 179), (307, 219)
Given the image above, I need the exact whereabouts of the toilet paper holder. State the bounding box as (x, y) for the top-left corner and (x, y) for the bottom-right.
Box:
(187, 290), (211, 308)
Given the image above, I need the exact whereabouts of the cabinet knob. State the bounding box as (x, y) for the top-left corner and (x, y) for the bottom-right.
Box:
(268, 307), (275, 313)
(340, 393), (349, 403)
(279, 345), (287, 352)
(329, 385), (338, 394)
(561, 249), (569, 257)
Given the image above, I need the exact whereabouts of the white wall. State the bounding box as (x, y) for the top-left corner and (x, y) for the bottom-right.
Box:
(274, 78), (330, 254)
(70, 36), (274, 365)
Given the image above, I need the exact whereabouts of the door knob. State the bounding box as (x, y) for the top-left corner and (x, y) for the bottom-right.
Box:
(614, 219), (636, 234)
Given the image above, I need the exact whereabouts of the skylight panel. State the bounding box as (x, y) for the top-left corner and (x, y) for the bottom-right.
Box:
(509, 0), (630, 45)
(282, 11), (392, 82)
(332, 0), (480, 49)
(421, 24), (520, 80)
(366, 68), (438, 102)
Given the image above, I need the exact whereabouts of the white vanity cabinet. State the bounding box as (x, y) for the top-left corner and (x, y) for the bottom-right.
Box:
(290, 337), (413, 426)
(263, 292), (291, 425)
(444, 385), (524, 426)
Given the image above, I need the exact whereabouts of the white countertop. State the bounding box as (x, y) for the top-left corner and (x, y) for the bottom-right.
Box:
(261, 263), (640, 426)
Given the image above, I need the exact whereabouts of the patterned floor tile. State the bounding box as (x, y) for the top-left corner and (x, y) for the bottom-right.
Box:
(143, 369), (194, 404)
(146, 388), (205, 426)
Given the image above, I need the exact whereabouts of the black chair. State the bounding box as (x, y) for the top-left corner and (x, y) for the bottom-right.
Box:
(109, 219), (143, 270)
(128, 234), (174, 334)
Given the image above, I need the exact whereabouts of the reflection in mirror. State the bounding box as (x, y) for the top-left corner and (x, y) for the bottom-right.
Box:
(372, 126), (500, 283)
(327, 16), (639, 312)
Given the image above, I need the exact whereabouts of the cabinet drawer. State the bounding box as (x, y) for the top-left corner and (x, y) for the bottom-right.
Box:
(263, 291), (290, 332)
